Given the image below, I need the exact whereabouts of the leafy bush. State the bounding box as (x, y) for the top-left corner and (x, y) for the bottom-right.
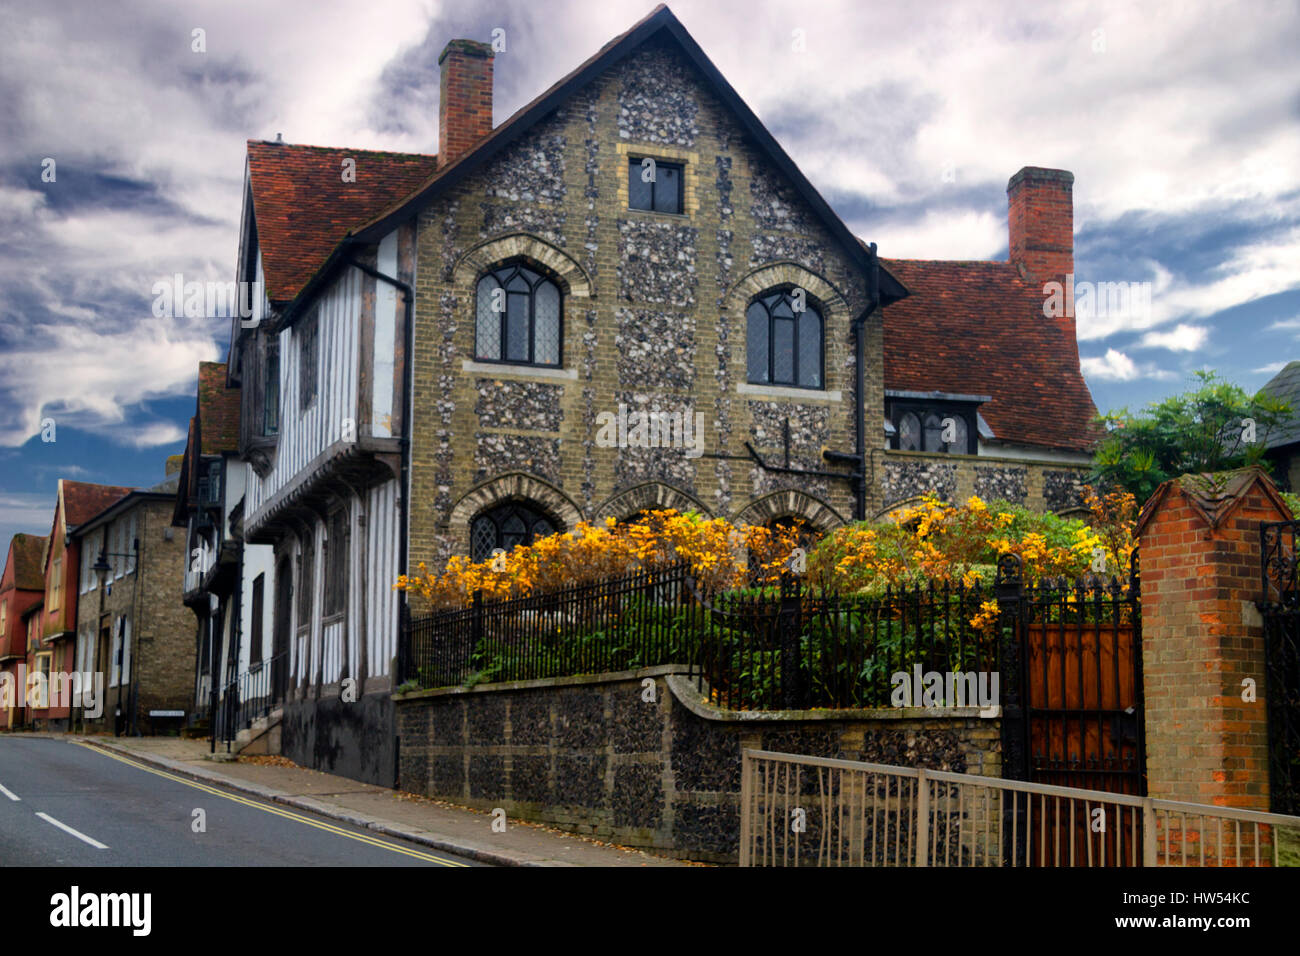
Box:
(1090, 370), (1290, 502)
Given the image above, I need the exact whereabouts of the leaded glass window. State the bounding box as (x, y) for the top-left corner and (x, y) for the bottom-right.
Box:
(474, 263), (562, 367)
(470, 502), (558, 563)
(746, 289), (823, 389)
(887, 401), (977, 455)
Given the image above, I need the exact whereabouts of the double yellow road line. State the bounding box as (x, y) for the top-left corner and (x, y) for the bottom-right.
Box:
(78, 742), (468, 866)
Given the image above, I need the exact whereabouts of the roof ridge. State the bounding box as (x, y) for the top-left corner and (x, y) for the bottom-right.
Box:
(247, 139), (437, 160)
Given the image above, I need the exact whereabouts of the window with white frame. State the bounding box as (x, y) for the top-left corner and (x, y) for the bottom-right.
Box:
(126, 513), (137, 574)
(110, 616), (130, 687)
(48, 557), (62, 611)
(323, 508), (348, 618)
(34, 652), (51, 707)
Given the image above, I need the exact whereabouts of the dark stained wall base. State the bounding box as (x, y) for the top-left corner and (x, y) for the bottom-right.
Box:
(281, 692), (395, 787)
(395, 668), (1000, 863)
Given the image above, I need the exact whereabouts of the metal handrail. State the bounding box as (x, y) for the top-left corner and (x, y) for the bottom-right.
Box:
(739, 749), (1300, 867)
(212, 651), (290, 751)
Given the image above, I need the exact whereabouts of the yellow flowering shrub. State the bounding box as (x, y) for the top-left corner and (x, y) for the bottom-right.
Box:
(806, 488), (1138, 633)
(396, 509), (803, 611)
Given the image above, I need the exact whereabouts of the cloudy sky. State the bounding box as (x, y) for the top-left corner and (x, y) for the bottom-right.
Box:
(1, 0), (1298, 545)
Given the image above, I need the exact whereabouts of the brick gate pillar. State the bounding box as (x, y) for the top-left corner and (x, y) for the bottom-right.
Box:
(1135, 467), (1290, 810)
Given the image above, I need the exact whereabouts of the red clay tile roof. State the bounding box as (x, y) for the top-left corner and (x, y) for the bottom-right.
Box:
(881, 258), (1099, 453)
(198, 361), (240, 455)
(61, 480), (133, 529)
(9, 534), (48, 591)
(248, 141), (439, 304)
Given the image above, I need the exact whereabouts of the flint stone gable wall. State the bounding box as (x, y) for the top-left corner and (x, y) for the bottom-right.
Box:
(408, 39), (880, 569)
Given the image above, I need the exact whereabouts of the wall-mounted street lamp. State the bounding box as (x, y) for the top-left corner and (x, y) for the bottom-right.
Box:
(93, 540), (138, 596)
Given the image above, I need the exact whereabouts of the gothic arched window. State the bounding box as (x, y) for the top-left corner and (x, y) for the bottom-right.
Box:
(475, 263), (561, 367)
(470, 501), (559, 563)
(746, 288), (823, 389)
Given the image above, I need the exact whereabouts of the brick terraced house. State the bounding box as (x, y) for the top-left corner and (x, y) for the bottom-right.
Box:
(28, 480), (132, 730)
(0, 533), (47, 728)
(70, 465), (192, 735)
(220, 5), (1098, 783)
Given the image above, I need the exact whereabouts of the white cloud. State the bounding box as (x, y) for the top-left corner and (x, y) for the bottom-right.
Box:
(1137, 324), (1209, 352)
(111, 421), (190, 449)
(1254, 361), (1289, 375)
(0, 491), (55, 543)
(1081, 348), (1178, 384)
(1081, 349), (1140, 381)
(1077, 230), (1300, 340)
(0, 316), (218, 447)
(867, 209), (1006, 261)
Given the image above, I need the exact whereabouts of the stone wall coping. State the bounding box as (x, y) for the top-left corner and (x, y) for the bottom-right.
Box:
(392, 663), (691, 700)
(392, 666), (992, 724)
(665, 674), (992, 723)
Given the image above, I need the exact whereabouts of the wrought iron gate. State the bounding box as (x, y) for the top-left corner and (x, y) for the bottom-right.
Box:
(1258, 520), (1300, 815)
(997, 553), (1146, 796)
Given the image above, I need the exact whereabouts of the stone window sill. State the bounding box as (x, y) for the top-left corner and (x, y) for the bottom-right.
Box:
(737, 382), (843, 404)
(461, 360), (577, 381)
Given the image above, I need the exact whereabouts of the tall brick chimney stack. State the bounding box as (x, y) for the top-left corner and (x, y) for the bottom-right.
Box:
(438, 39), (494, 170)
(1007, 166), (1074, 283)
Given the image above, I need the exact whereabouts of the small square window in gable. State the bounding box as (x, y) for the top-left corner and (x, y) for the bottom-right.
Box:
(627, 158), (683, 214)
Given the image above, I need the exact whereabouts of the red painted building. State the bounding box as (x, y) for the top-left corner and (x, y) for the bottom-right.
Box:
(0, 533), (47, 729)
(27, 480), (131, 730)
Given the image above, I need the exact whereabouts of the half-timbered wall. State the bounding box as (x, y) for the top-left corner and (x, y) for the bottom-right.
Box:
(278, 477), (399, 693)
(245, 266), (363, 519)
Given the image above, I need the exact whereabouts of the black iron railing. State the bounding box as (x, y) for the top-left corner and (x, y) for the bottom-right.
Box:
(399, 563), (1000, 711)
(212, 651), (289, 752)
(401, 563), (702, 690)
(1259, 520), (1300, 814)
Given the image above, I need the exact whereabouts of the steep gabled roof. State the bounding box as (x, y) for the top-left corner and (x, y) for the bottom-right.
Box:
(7, 534), (48, 592)
(1259, 360), (1300, 449)
(247, 142), (438, 305)
(880, 258), (1099, 453)
(172, 415), (199, 527)
(60, 480), (133, 529)
(271, 3), (906, 326)
(198, 361), (241, 455)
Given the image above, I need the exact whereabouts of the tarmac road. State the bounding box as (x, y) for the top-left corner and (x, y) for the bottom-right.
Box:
(0, 736), (482, 867)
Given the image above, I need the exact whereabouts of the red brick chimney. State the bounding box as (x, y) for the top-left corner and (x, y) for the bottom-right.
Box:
(438, 39), (494, 169)
(1007, 166), (1074, 282)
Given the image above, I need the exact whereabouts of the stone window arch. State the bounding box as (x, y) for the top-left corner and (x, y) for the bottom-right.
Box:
(449, 473), (583, 559)
(593, 482), (711, 525)
(735, 490), (845, 535)
(452, 233), (592, 298)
